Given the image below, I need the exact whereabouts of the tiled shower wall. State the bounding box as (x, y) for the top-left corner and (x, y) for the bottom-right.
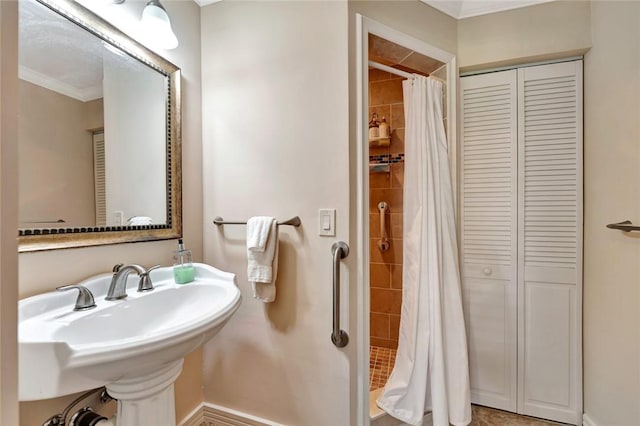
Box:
(369, 69), (404, 349)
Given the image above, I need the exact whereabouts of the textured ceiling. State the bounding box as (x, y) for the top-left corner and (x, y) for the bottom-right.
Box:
(369, 34), (445, 77)
(19, 0), (158, 102)
(421, 0), (556, 19)
(19, 0), (106, 101)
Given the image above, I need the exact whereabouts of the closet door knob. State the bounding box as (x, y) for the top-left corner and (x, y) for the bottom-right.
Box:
(482, 267), (493, 276)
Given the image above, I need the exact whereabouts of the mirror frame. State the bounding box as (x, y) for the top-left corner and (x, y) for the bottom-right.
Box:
(18, 0), (182, 252)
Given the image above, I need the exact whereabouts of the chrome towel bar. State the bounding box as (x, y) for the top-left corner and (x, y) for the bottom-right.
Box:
(606, 220), (640, 232)
(213, 216), (302, 227)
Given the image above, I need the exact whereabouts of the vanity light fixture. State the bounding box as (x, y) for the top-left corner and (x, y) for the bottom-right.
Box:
(141, 0), (179, 50)
(111, 0), (178, 50)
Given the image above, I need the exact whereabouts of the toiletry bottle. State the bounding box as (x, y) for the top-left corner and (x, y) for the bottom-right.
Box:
(369, 112), (380, 139)
(379, 116), (390, 138)
(173, 239), (195, 284)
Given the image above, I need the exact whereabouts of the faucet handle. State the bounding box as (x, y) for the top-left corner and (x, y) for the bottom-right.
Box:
(57, 285), (97, 311)
(138, 265), (162, 293)
(112, 263), (124, 273)
(146, 265), (162, 273)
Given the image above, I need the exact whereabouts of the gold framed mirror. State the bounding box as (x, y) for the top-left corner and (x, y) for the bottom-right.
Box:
(18, 0), (181, 252)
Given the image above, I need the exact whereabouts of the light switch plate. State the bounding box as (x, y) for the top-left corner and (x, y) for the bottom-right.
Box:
(318, 209), (336, 236)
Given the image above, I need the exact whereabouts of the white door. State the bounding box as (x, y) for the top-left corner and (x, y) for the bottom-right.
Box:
(517, 60), (583, 425)
(460, 69), (519, 412)
(460, 60), (583, 425)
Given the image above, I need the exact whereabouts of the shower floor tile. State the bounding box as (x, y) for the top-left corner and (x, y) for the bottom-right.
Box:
(370, 345), (397, 391)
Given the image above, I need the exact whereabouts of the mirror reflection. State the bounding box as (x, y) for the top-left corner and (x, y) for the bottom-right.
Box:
(18, 0), (168, 230)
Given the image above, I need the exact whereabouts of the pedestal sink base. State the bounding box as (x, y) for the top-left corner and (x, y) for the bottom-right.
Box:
(106, 359), (184, 426)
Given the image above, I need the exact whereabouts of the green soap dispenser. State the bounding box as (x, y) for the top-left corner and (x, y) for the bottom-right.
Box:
(173, 238), (195, 284)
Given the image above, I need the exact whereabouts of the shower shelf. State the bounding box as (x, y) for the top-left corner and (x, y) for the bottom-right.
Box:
(369, 163), (390, 174)
(369, 136), (390, 147)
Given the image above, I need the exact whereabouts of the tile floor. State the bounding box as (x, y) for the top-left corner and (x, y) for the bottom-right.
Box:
(369, 345), (568, 425)
(469, 405), (568, 426)
(369, 345), (397, 391)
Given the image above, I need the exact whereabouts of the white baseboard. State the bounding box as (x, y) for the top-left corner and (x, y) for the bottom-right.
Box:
(179, 402), (284, 426)
(181, 404), (595, 426)
(582, 413), (598, 426)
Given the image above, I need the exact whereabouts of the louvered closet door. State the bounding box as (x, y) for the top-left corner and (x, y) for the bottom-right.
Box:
(460, 70), (518, 412)
(517, 61), (583, 425)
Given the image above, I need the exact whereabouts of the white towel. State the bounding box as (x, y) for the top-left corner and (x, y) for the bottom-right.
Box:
(127, 216), (153, 226)
(246, 216), (273, 251)
(247, 217), (279, 302)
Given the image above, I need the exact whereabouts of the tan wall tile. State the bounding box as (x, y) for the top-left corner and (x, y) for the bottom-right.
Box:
(369, 145), (389, 157)
(370, 337), (399, 350)
(390, 315), (401, 341)
(370, 313), (390, 339)
(391, 163), (404, 189)
(369, 213), (381, 239)
(390, 213), (402, 239)
(371, 288), (402, 315)
(370, 79), (403, 106)
(390, 129), (405, 154)
(369, 170), (391, 190)
(369, 68), (391, 82)
(370, 263), (391, 288)
(369, 213), (379, 239)
(391, 264), (403, 290)
(391, 103), (405, 130)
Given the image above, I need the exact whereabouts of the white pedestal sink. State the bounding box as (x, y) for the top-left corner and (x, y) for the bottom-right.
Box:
(19, 263), (241, 426)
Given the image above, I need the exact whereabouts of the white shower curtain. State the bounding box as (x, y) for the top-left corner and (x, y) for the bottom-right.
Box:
(376, 76), (471, 426)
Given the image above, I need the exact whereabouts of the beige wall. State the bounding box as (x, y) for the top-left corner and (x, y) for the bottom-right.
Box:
(0, 1), (19, 424)
(19, 80), (96, 227)
(16, 0), (203, 424)
(457, 0), (592, 71)
(583, 2), (640, 425)
(201, 2), (352, 424)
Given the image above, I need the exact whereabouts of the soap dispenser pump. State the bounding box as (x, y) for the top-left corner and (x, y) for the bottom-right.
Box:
(173, 238), (195, 284)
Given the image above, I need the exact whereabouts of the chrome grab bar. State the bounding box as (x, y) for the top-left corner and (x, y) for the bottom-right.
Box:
(331, 241), (349, 348)
(378, 201), (390, 252)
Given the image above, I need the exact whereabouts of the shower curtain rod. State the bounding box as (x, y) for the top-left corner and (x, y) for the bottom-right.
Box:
(368, 60), (414, 79)
(368, 60), (445, 83)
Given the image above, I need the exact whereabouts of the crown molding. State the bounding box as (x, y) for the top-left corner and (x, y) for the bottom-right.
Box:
(421, 0), (556, 19)
(193, 0), (222, 6)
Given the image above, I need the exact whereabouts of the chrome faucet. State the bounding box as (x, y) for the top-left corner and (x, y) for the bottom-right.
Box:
(105, 264), (145, 300)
